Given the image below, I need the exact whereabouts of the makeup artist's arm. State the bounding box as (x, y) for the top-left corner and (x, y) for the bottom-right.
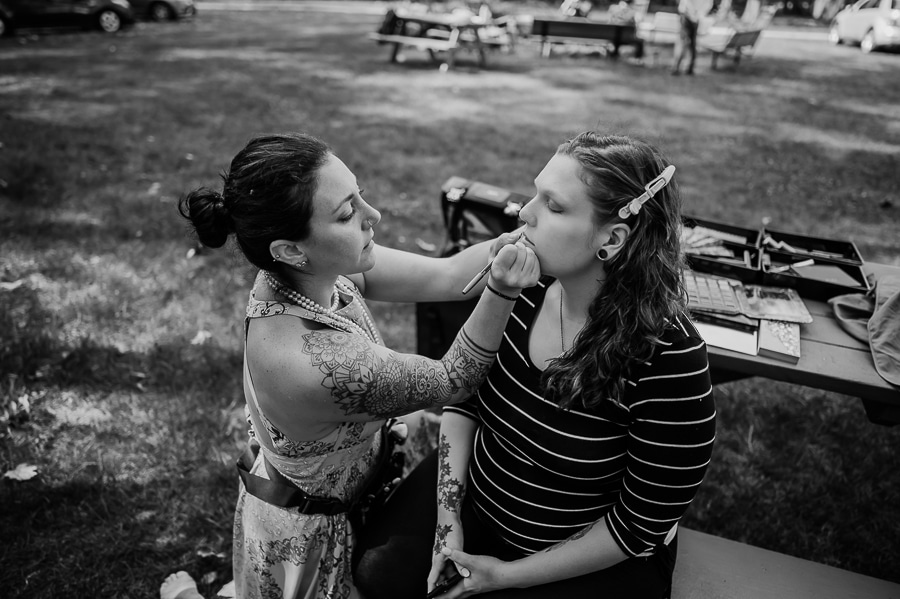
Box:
(349, 228), (524, 303)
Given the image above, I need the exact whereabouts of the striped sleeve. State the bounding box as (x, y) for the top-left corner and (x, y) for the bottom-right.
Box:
(443, 397), (481, 422)
(605, 323), (716, 557)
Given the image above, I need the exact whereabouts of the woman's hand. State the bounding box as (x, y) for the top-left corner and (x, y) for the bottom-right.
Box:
(428, 518), (465, 596)
(432, 546), (510, 598)
(488, 227), (526, 260)
(487, 240), (540, 295)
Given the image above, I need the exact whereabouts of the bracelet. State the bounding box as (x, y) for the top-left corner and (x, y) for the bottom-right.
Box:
(486, 283), (519, 302)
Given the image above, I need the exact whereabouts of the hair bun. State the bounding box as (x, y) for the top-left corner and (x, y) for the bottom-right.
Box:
(178, 187), (232, 248)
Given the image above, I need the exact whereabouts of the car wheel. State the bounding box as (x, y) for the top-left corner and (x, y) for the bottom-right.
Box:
(97, 9), (123, 32)
(860, 29), (876, 53)
(828, 23), (843, 45)
(149, 2), (174, 21)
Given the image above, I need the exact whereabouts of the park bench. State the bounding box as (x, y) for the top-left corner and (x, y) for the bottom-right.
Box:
(698, 28), (763, 69)
(530, 16), (643, 58)
(673, 527), (900, 598)
(636, 10), (768, 70)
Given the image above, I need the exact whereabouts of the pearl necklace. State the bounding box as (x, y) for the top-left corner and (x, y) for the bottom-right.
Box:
(263, 272), (381, 344)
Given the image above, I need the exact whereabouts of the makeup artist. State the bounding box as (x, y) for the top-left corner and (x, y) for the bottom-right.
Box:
(353, 132), (717, 599)
(176, 132), (539, 599)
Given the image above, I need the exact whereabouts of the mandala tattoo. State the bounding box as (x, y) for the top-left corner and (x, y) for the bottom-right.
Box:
(437, 433), (465, 513)
(303, 328), (496, 418)
(434, 523), (454, 554)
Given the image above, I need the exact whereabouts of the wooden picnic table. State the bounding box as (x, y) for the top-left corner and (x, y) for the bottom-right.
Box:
(708, 261), (900, 425)
(417, 260), (900, 425)
(369, 10), (491, 70)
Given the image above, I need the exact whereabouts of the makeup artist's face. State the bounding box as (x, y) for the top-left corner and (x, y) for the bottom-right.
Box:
(300, 154), (382, 275)
(518, 154), (608, 278)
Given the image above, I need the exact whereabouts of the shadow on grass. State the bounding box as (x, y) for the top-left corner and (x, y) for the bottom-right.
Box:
(1, 288), (242, 599)
(1, 285), (241, 399)
(0, 468), (235, 599)
(683, 379), (900, 583)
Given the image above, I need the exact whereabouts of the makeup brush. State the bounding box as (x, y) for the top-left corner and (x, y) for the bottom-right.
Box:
(461, 232), (525, 295)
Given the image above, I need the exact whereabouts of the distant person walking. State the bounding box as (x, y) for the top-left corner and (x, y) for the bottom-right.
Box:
(672, 0), (713, 75)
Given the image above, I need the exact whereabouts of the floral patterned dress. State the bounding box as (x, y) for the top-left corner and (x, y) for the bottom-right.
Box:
(233, 274), (385, 599)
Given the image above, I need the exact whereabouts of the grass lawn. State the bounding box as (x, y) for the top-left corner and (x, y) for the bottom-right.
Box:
(1, 4), (899, 597)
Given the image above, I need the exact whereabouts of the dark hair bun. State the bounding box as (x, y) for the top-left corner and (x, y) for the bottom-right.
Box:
(178, 187), (232, 248)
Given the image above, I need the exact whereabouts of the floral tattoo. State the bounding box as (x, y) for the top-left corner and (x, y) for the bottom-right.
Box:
(438, 433), (466, 513)
(303, 328), (494, 418)
(434, 523), (454, 554)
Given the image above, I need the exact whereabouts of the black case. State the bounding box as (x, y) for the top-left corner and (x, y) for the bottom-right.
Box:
(417, 177), (526, 357)
(440, 176), (527, 251)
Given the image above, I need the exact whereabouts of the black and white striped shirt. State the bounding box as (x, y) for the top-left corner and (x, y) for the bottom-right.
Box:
(444, 278), (716, 558)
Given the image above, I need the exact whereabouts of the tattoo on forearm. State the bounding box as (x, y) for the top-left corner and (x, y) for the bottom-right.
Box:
(450, 329), (494, 392)
(543, 522), (596, 553)
(437, 433), (466, 512)
(302, 329), (496, 418)
(434, 523), (453, 553)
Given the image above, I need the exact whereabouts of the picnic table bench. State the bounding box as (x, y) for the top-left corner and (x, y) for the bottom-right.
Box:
(530, 16), (643, 58)
(368, 9), (500, 70)
(698, 28), (763, 69)
(636, 11), (765, 70)
(674, 527), (900, 598)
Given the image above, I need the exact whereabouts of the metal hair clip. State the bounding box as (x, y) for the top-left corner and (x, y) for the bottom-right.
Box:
(617, 165), (676, 220)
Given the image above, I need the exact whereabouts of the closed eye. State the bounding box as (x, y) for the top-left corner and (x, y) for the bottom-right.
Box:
(339, 205), (357, 222)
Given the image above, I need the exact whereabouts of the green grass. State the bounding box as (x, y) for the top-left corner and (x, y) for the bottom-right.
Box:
(1, 6), (899, 597)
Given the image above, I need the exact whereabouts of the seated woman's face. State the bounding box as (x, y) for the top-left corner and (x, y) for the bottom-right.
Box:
(301, 154), (382, 276)
(518, 154), (607, 278)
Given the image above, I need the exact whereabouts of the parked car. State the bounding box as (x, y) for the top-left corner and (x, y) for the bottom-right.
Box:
(829, 0), (900, 52)
(0, 0), (134, 36)
(128, 0), (195, 22)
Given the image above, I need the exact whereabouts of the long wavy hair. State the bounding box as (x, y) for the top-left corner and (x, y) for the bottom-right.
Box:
(541, 132), (688, 410)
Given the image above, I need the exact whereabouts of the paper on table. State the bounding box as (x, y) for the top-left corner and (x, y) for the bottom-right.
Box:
(695, 320), (759, 355)
(757, 319), (801, 363)
(737, 285), (813, 324)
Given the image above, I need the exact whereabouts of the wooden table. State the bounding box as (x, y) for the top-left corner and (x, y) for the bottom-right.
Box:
(416, 262), (900, 426)
(708, 262), (900, 425)
(369, 11), (490, 70)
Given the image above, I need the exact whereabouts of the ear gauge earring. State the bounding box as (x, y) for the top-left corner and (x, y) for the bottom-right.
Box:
(597, 248), (609, 262)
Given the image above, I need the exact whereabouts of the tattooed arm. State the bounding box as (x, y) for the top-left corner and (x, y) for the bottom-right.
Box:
(248, 244), (539, 438)
(426, 412), (477, 594)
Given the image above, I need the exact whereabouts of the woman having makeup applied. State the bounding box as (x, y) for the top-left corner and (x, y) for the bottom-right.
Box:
(353, 131), (716, 599)
(174, 132), (539, 599)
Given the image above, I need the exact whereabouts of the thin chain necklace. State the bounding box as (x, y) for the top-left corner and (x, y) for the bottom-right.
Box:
(559, 287), (566, 353)
(262, 272), (381, 344)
